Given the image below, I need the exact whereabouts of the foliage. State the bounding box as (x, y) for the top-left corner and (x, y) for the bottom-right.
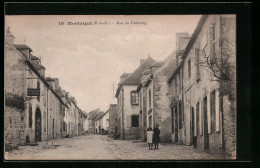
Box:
(5, 92), (25, 110)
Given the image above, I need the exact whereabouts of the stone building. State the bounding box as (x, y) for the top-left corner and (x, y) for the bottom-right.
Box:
(115, 57), (155, 140)
(4, 28), (68, 148)
(168, 15), (236, 157)
(108, 104), (118, 137)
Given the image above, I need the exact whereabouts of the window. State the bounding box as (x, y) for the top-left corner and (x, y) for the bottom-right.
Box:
(210, 23), (216, 61)
(210, 90), (216, 132)
(37, 81), (40, 101)
(195, 48), (200, 80)
(131, 115), (139, 127)
(188, 59), (191, 79)
(63, 122), (66, 131)
(29, 103), (32, 128)
(148, 89), (151, 108)
(131, 91), (139, 105)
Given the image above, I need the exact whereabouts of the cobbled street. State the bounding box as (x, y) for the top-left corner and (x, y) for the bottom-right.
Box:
(5, 134), (225, 160)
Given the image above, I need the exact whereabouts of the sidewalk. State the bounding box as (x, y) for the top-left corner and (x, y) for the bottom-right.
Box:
(105, 137), (226, 160)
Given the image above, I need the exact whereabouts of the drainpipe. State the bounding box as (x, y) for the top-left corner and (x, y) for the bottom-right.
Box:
(122, 88), (124, 140)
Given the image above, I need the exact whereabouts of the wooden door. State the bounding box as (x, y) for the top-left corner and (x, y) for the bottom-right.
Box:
(35, 108), (41, 142)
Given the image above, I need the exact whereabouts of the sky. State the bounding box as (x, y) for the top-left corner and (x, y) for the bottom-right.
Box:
(5, 15), (201, 112)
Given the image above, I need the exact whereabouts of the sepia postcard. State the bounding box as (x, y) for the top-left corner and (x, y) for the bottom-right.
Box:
(4, 14), (237, 160)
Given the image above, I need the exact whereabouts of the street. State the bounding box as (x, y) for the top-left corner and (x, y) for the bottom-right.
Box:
(5, 134), (225, 160)
(5, 135), (119, 160)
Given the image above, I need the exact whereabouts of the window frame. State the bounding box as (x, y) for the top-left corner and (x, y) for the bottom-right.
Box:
(131, 91), (139, 105)
(188, 59), (191, 79)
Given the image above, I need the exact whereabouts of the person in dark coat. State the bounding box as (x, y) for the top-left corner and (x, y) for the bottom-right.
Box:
(152, 124), (161, 149)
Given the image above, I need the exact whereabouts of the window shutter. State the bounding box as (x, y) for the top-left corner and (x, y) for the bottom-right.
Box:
(194, 106), (197, 137)
(207, 93), (211, 133)
(215, 89), (220, 132)
(200, 99), (203, 135)
(126, 115), (131, 128)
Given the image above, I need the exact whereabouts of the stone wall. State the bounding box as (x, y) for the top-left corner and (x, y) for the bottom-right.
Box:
(153, 75), (172, 143)
(5, 106), (26, 150)
(223, 95), (236, 158)
(109, 105), (118, 136)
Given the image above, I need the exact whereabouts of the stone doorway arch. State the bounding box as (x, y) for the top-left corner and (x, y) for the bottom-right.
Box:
(35, 108), (42, 142)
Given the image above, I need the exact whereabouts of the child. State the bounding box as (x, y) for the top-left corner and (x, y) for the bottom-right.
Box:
(147, 127), (153, 150)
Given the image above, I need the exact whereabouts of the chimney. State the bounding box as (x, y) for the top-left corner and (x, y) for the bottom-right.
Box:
(141, 69), (150, 82)
(31, 55), (40, 69)
(176, 33), (191, 63)
(5, 27), (15, 44)
(54, 78), (60, 91)
(38, 65), (46, 77)
(176, 33), (190, 50)
(46, 78), (55, 89)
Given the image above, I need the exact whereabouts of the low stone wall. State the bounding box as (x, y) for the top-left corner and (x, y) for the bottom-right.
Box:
(5, 106), (26, 151)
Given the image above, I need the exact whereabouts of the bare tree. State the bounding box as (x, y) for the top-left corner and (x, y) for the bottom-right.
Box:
(196, 34), (236, 101)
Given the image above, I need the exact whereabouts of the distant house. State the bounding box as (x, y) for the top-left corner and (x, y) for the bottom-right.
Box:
(100, 110), (109, 134)
(115, 57), (155, 140)
(93, 112), (104, 134)
(86, 109), (99, 134)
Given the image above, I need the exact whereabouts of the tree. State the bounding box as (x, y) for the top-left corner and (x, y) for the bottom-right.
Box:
(195, 29), (236, 101)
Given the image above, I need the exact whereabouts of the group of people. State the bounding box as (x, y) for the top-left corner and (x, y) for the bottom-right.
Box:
(147, 124), (161, 150)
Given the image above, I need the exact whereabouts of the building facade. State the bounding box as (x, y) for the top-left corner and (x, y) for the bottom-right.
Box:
(115, 57), (155, 140)
(5, 29), (68, 147)
(167, 15), (236, 157)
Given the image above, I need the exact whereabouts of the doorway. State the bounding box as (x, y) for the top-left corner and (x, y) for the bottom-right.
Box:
(203, 97), (209, 149)
(174, 107), (178, 142)
(35, 108), (41, 142)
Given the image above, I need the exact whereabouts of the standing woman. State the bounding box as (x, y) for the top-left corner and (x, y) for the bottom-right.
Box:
(152, 124), (161, 150)
(147, 127), (153, 150)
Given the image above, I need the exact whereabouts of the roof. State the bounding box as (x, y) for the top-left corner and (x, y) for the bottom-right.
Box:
(39, 65), (46, 70)
(181, 15), (207, 60)
(25, 60), (68, 109)
(120, 73), (131, 78)
(88, 110), (98, 120)
(151, 61), (164, 68)
(13, 44), (32, 52)
(152, 51), (178, 79)
(168, 15), (208, 83)
(31, 55), (40, 60)
(115, 57), (156, 97)
(45, 77), (55, 81)
(93, 112), (105, 121)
